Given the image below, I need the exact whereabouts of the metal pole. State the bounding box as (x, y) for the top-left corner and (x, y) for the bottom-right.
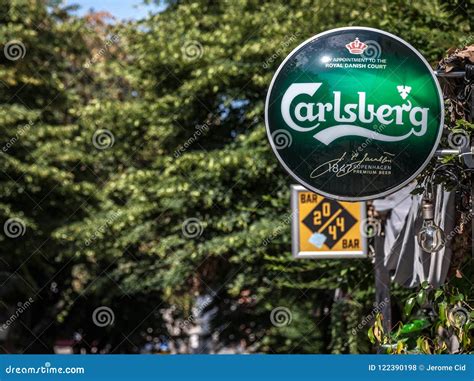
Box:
(470, 83), (474, 258)
(471, 172), (474, 258)
(435, 68), (474, 257)
(374, 220), (391, 334)
(435, 149), (460, 156)
(434, 70), (466, 78)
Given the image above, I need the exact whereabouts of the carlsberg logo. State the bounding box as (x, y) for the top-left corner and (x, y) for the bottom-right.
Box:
(281, 83), (429, 145)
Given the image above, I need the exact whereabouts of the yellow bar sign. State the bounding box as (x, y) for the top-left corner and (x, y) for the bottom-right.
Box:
(291, 185), (367, 258)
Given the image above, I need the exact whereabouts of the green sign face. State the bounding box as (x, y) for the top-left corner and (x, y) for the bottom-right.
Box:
(265, 27), (443, 201)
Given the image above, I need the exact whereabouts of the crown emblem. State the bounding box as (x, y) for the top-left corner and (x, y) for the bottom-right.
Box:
(345, 38), (368, 54)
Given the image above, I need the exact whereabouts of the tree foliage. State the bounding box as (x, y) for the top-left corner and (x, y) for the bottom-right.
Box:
(0, 0), (472, 353)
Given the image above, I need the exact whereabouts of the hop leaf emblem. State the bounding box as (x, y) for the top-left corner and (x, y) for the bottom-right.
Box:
(397, 85), (412, 100)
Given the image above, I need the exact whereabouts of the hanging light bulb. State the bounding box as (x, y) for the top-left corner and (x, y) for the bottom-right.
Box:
(417, 198), (446, 253)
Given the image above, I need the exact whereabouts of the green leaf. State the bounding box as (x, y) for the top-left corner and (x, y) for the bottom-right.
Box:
(404, 297), (416, 317)
(416, 289), (427, 306)
(368, 326), (375, 344)
(399, 319), (430, 335)
(396, 340), (404, 354)
(439, 302), (447, 323)
(421, 281), (430, 290)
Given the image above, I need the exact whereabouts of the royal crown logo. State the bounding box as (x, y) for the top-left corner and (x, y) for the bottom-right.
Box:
(345, 38), (368, 54)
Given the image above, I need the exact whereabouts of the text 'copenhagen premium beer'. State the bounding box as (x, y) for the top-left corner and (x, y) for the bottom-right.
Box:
(265, 27), (443, 201)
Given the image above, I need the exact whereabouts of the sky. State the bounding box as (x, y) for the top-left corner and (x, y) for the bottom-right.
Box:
(64, 0), (164, 20)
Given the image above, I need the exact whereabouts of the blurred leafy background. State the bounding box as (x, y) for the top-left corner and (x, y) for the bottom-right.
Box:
(0, 0), (472, 353)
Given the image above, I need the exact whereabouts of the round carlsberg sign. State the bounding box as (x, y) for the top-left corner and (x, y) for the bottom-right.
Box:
(265, 27), (443, 201)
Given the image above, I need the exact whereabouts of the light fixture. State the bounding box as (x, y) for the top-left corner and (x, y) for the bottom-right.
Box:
(417, 198), (446, 253)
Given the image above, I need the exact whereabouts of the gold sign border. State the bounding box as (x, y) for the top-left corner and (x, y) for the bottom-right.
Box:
(291, 185), (368, 259)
